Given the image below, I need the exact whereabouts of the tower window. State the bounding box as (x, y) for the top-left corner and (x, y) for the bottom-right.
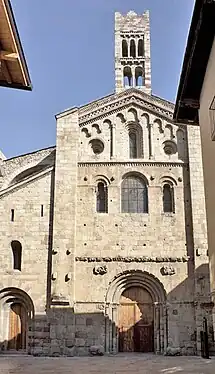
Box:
(130, 39), (136, 58)
(122, 39), (128, 57)
(121, 175), (148, 213)
(96, 181), (108, 213)
(163, 184), (174, 213)
(123, 66), (133, 87)
(135, 67), (144, 86)
(11, 240), (22, 271)
(138, 38), (144, 57)
(41, 205), (44, 217)
(129, 132), (137, 158)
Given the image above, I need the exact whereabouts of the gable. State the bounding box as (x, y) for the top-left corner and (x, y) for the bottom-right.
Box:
(79, 102), (187, 164)
(78, 89), (174, 127)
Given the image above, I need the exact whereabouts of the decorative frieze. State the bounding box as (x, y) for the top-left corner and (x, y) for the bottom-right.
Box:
(78, 161), (187, 168)
(76, 256), (189, 263)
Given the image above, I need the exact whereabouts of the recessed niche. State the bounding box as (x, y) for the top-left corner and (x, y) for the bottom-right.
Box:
(89, 139), (104, 155)
(163, 140), (177, 155)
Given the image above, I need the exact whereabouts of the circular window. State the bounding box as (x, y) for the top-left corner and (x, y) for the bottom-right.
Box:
(163, 141), (177, 155)
(89, 139), (104, 155)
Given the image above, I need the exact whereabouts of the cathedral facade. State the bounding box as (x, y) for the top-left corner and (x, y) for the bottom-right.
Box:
(0, 11), (214, 356)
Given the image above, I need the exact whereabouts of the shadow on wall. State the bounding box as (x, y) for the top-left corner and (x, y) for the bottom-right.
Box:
(8, 150), (56, 188)
(0, 262), (214, 356)
(167, 263), (214, 355)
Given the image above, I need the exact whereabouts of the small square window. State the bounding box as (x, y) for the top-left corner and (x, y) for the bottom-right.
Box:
(209, 96), (215, 140)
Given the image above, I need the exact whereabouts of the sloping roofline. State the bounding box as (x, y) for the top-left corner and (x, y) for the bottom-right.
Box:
(173, 0), (215, 123)
(0, 0), (32, 90)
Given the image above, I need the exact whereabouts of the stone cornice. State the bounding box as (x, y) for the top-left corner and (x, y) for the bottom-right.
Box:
(79, 90), (174, 126)
(78, 161), (187, 168)
(75, 256), (190, 263)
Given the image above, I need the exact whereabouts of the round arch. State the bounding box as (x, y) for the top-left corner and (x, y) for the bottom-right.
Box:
(106, 270), (166, 304)
(121, 171), (149, 186)
(0, 287), (34, 352)
(104, 270), (167, 354)
(0, 287), (35, 317)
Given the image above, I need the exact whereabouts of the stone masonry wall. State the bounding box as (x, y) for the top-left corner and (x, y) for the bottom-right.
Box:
(0, 172), (53, 313)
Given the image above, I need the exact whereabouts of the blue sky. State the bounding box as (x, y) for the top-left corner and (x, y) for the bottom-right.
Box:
(1, 0), (195, 158)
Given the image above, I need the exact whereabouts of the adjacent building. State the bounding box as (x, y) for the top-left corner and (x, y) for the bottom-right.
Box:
(0, 10), (213, 356)
(174, 0), (215, 334)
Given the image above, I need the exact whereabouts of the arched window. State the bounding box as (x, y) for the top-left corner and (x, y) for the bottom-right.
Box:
(130, 39), (136, 57)
(11, 240), (22, 271)
(138, 39), (144, 56)
(121, 175), (148, 213)
(163, 184), (174, 213)
(96, 181), (108, 213)
(123, 66), (133, 87)
(135, 67), (144, 86)
(122, 39), (128, 57)
(129, 132), (137, 158)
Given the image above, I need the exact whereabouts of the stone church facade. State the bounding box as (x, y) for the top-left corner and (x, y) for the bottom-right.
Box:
(0, 11), (214, 356)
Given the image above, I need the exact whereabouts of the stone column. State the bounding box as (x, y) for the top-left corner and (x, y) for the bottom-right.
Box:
(160, 304), (165, 353)
(110, 123), (116, 159)
(135, 37), (138, 58)
(154, 302), (161, 354)
(104, 305), (110, 353)
(131, 65), (136, 87)
(142, 121), (149, 159)
(163, 303), (169, 352)
(112, 306), (118, 353)
(148, 123), (153, 159)
(51, 108), (79, 305)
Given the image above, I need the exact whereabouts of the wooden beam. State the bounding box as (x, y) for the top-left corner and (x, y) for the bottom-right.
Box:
(0, 50), (18, 61)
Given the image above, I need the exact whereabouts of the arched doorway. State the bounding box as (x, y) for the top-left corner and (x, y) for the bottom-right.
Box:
(118, 286), (154, 352)
(8, 303), (27, 350)
(0, 288), (34, 352)
(105, 270), (167, 354)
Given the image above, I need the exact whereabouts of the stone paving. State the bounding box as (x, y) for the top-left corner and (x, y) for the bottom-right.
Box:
(0, 354), (215, 374)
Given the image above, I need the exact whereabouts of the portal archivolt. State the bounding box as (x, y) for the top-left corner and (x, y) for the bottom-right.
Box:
(105, 270), (167, 354)
(0, 287), (34, 351)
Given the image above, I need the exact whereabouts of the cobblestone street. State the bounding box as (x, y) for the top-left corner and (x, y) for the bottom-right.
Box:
(0, 354), (215, 374)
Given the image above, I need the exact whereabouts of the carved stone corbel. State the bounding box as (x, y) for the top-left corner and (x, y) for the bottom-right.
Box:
(93, 265), (107, 275)
(160, 266), (176, 276)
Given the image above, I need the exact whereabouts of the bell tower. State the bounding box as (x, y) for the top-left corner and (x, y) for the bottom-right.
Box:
(115, 10), (151, 94)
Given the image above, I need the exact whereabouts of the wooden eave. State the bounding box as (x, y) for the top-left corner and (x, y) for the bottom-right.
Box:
(173, 0), (215, 124)
(0, 0), (32, 90)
